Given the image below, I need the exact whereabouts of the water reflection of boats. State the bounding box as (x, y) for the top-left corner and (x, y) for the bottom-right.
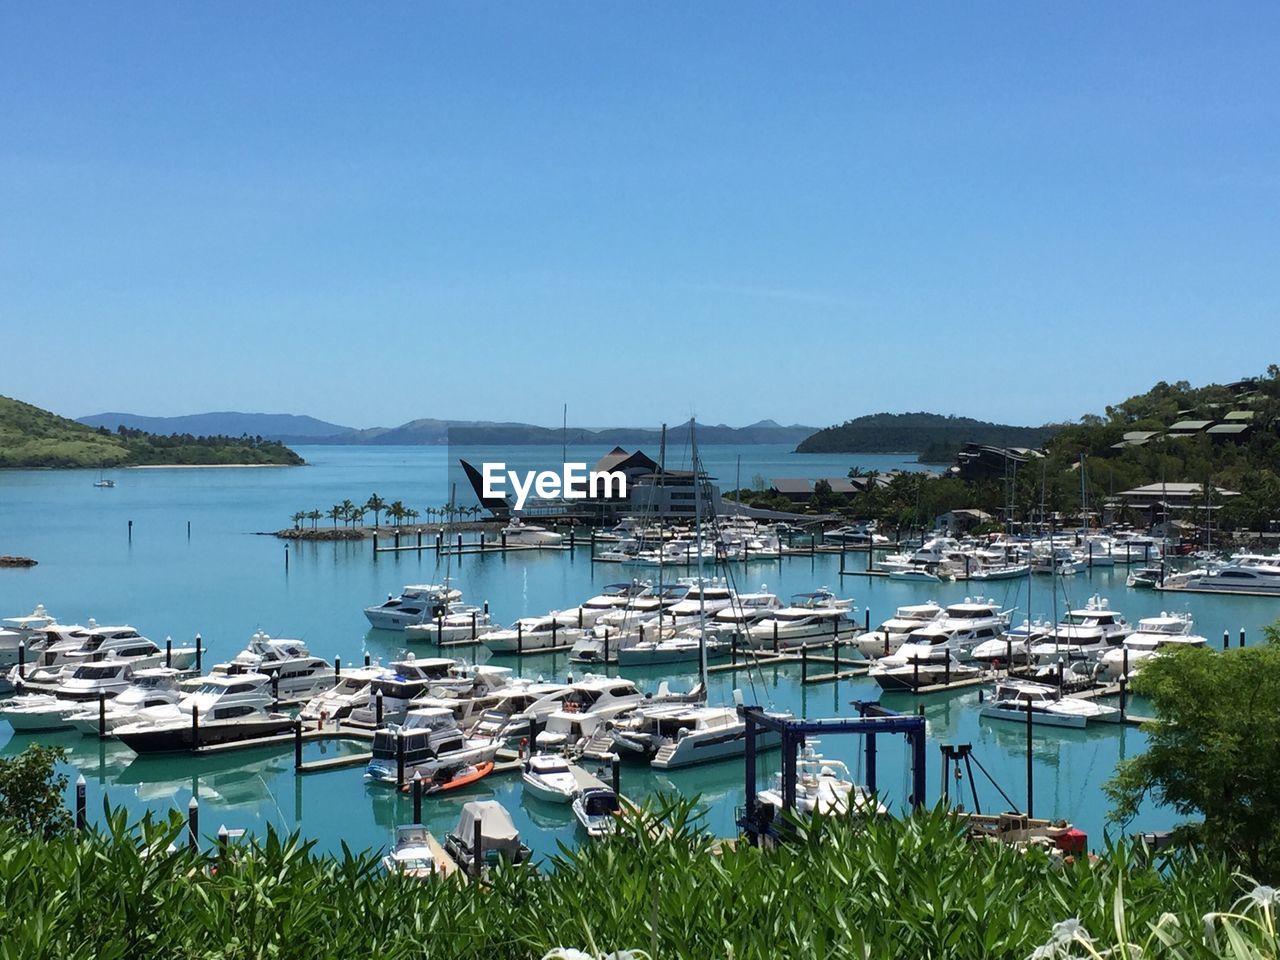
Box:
(114, 746), (293, 807)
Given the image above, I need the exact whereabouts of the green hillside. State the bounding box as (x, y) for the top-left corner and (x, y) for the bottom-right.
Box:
(0, 396), (304, 468)
(796, 412), (1057, 460)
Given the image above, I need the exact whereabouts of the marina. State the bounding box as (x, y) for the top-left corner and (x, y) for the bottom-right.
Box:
(2, 444), (1277, 861)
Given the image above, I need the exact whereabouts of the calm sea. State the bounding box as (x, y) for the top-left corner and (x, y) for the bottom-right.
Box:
(1, 445), (1275, 857)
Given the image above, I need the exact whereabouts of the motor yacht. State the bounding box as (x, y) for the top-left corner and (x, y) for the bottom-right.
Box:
(711, 590), (782, 631)
(658, 578), (736, 628)
(611, 701), (785, 769)
(521, 753), (581, 803)
(593, 582), (692, 632)
(466, 680), (575, 742)
(200, 632), (335, 702)
(613, 627), (731, 667)
(854, 602), (943, 659)
(740, 590), (856, 650)
(365, 707), (500, 784)
(299, 665), (393, 723)
(533, 676), (649, 752)
(1029, 596), (1130, 663)
(971, 619), (1050, 665)
(114, 673), (295, 753)
(403, 602), (496, 644)
(554, 582), (653, 629)
(869, 652), (982, 691)
(979, 679), (1121, 728)
(363, 583), (463, 631)
(66, 667), (185, 735)
(500, 518), (564, 546)
(1109, 535), (1163, 564)
(23, 623), (188, 685)
(1180, 554), (1280, 595)
(481, 616), (585, 654)
(1095, 613), (1208, 682)
(0, 605), (57, 669)
(346, 656), (460, 726)
(1126, 566), (1163, 589)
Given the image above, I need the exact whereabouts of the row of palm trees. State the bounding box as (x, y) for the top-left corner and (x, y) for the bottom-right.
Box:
(289, 494), (486, 531)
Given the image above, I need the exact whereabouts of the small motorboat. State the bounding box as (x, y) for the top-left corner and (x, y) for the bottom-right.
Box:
(381, 824), (442, 878)
(980, 680), (1121, 728)
(521, 753), (580, 804)
(573, 787), (621, 838)
(409, 761), (495, 795)
(444, 800), (532, 873)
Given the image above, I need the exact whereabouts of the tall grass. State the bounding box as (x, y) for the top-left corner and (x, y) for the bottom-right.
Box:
(0, 800), (1272, 960)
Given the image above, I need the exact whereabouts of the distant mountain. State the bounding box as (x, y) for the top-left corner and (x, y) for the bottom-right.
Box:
(3, 397), (303, 468)
(78, 411), (354, 442)
(796, 412), (1058, 461)
(77, 412), (817, 446)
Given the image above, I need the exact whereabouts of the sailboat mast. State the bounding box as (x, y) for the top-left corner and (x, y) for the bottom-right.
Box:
(692, 419), (708, 687)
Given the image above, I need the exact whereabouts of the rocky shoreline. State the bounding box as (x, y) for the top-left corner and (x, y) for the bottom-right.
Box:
(0, 555), (38, 567)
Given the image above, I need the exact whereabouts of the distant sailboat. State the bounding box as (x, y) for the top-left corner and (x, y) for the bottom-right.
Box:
(93, 466), (115, 488)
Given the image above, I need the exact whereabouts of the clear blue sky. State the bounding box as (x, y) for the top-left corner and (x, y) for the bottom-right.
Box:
(2, 3), (1276, 430)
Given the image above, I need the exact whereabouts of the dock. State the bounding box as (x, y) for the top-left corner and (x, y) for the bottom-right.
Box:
(197, 721), (373, 758)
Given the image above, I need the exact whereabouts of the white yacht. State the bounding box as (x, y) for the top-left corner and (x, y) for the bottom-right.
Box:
(556, 582), (653, 629)
(871, 598), (1009, 665)
(23, 624), (188, 685)
(711, 590), (782, 630)
(1180, 554), (1280, 595)
(200, 632), (335, 701)
(658, 578), (736, 628)
(971, 618), (1051, 665)
(2, 659), (140, 730)
(1029, 596), (1130, 664)
(1109, 534), (1163, 564)
(740, 590), (856, 650)
(363, 583), (462, 631)
(613, 627), (731, 667)
(347, 656), (460, 726)
(869, 652), (981, 691)
(854, 602), (943, 659)
(66, 667), (185, 735)
(611, 701), (786, 769)
(758, 746), (886, 817)
(114, 673), (295, 753)
(534, 676), (649, 752)
(593, 582), (692, 632)
(1030, 545), (1087, 576)
(521, 753), (580, 803)
(500, 518), (564, 546)
(365, 707), (500, 783)
(980, 679), (1121, 728)
(403, 602), (496, 644)
(1095, 613), (1208, 682)
(299, 665), (394, 723)
(482, 616), (584, 654)
(467, 680), (575, 742)
(0, 605), (57, 668)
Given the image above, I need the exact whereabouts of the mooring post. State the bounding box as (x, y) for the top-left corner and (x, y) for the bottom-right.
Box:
(195, 633), (202, 672)
(412, 771), (423, 823)
(611, 753), (621, 795)
(166, 637), (172, 667)
(833, 636), (840, 675)
(191, 703), (200, 750)
(417, 528), (423, 551)
(128, 519), (133, 543)
(98, 693), (106, 738)
(187, 796), (199, 851)
(75, 774), (86, 831)
(944, 656), (951, 686)
(271, 675), (280, 710)
(17, 640), (24, 679)
(364, 651), (371, 667)
(471, 611), (477, 640)
(1223, 630), (1229, 651)
(551, 619), (558, 649)
(294, 720), (303, 770)
(1024, 697), (1034, 818)
(217, 825), (229, 863)
(1119, 674), (1129, 721)
(396, 731), (406, 789)
(375, 690), (384, 727)
(1122, 647), (1129, 683)
(517, 621), (523, 657)
(437, 615), (443, 645)
(772, 621), (779, 654)
(334, 656), (341, 681)
(1056, 658), (1064, 690)
(1240, 627), (1246, 648)
(394, 529), (400, 550)
(473, 819), (484, 877)
(801, 644), (808, 684)
(912, 658), (920, 691)
(284, 543), (289, 572)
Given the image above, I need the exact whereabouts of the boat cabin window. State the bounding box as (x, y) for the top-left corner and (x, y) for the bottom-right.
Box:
(212, 705), (257, 720)
(74, 664), (125, 680)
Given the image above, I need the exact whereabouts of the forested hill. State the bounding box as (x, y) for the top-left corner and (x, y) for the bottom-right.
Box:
(796, 412), (1058, 460)
(0, 396), (304, 468)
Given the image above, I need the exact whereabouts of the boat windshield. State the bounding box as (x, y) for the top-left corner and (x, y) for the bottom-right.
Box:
(73, 665), (124, 680)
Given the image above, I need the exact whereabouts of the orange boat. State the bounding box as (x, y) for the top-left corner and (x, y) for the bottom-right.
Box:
(402, 761), (495, 795)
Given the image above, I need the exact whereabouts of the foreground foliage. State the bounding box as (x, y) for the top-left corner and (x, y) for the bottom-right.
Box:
(1108, 625), (1280, 879)
(0, 800), (1277, 960)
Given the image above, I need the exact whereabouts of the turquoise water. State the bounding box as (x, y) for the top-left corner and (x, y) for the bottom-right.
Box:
(1, 445), (1276, 859)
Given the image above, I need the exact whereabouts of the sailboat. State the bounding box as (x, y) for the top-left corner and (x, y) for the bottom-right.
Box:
(93, 466), (115, 488)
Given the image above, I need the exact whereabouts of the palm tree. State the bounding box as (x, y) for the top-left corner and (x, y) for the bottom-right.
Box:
(327, 505), (344, 529)
(349, 506), (366, 528)
(365, 493), (386, 528)
(291, 511), (305, 529)
(307, 510), (322, 529)
(388, 500), (406, 527)
(405, 508), (420, 524)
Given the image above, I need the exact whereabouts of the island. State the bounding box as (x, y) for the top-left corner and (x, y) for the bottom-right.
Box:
(0, 395), (305, 468)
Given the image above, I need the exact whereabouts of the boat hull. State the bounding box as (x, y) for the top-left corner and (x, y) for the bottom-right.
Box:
(116, 716), (296, 754)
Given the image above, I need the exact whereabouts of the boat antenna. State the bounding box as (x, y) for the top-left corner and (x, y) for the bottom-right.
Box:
(692, 418), (709, 693)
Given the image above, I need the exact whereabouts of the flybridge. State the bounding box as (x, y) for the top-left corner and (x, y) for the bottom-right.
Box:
(480, 463), (627, 511)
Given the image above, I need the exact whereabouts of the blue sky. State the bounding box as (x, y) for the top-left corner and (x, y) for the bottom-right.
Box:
(2, 3), (1277, 430)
